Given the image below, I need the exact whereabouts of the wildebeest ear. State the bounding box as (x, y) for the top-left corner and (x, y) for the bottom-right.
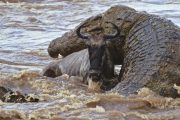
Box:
(76, 14), (103, 40)
(76, 23), (90, 39)
(103, 22), (120, 40)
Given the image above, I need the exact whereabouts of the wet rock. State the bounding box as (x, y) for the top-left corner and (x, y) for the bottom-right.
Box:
(25, 95), (39, 102)
(0, 86), (39, 103)
(2, 91), (27, 103)
(0, 86), (12, 100)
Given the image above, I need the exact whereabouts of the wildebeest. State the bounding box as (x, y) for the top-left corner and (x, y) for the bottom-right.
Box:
(76, 22), (120, 90)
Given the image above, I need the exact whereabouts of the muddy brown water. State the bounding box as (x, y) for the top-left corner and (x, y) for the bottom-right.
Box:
(0, 0), (180, 119)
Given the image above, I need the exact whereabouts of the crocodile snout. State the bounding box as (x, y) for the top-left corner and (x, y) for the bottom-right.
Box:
(48, 41), (59, 58)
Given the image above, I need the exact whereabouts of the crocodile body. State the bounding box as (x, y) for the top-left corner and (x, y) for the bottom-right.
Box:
(46, 5), (180, 97)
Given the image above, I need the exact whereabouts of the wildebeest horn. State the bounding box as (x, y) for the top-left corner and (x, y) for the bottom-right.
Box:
(76, 23), (89, 39)
(104, 22), (120, 39)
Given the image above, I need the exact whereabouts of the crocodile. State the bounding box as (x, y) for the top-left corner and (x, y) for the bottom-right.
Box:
(45, 5), (180, 98)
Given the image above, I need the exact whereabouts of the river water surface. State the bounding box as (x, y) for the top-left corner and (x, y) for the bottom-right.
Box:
(0, 0), (180, 119)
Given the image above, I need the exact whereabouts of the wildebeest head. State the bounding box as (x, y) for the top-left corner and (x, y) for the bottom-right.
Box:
(76, 22), (119, 90)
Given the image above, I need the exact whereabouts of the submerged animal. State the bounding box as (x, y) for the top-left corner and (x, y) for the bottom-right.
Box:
(45, 5), (180, 98)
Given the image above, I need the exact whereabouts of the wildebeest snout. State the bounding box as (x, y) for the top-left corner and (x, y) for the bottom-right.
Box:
(88, 70), (102, 82)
